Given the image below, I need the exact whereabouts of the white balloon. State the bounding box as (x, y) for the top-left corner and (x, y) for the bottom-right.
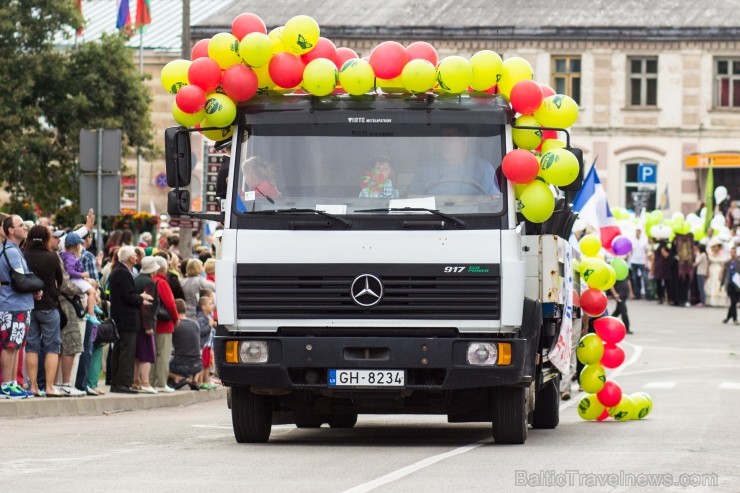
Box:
(711, 216), (726, 230)
(671, 211), (685, 222)
(660, 225), (673, 238)
(715, 186), (728, 203)
(685, 213), (701, 226)
(649, 225), (661, 238)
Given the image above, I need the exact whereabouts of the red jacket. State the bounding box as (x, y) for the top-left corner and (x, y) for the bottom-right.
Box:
(154, 272), (179, 333)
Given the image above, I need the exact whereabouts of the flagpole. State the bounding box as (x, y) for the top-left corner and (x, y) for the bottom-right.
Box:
(136, 27), (143, 213)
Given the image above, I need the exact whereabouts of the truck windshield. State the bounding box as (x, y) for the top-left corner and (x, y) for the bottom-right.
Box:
(234, 124), (505, 215)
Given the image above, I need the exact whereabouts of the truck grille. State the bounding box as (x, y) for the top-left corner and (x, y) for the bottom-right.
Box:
(235, 264), (500, 320)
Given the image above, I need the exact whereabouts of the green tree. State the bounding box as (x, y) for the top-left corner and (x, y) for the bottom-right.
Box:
(0, 1), (155, 219)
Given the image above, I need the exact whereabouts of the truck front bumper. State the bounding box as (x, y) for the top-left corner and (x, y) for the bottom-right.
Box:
(214, 333), (533, 391)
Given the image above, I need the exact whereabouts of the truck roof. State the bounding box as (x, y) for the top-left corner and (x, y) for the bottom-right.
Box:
(235, 93), (514, 127)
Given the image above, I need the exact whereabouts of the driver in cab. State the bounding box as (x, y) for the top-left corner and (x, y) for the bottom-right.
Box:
(407, 125), (498, 196)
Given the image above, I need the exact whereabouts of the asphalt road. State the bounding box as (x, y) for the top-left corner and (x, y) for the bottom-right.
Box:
(6, 300), (740, 492)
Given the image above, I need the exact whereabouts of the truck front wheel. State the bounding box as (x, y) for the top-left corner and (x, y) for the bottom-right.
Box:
(530, 377), (560, 429)
(231, 386), (273, 443)
(491, 386), (528, 444)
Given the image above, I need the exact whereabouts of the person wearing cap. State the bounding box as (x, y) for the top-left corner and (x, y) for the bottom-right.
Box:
(54, 208), (95, 254)
(138, 232), (152, 249)
(132, 256), (161, 393)
(60, 232), (102, 325)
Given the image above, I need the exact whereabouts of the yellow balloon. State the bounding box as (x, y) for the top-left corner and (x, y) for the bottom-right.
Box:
(208, 32), (242, 69)
(512, 115), (542, 150)
(469, 50), (503, 91)
(239, 32), (273, 68)
(534, 94), (579, 128)
(201, 125), (234, 142)
(577, 333), (605, 365)
(338, 59), (375, 95)
(608, 395), (635, 421)
(171, 101), (204, 127)
(518, 179), (555, 223)
(600, 265), (617, 291)
(203, 93), (237, 128)
(580, 257), (610, 289)
(302, 58), (338, 96)
(376, 75), (406, 93)
(539, 148), (579, 187)
(436, 56), (472, 94)
(401, 59), (437, 93)
(498, 56), (533, 98)
(282, 15), (320, 56)
(252, 64), (275, 93)
(578, 394), (605, 421)
(541, 139), (566, 153)
(268, 26), (286, 54)
(161, 59), (191, 94)
(631, 392), (653, 418)
(579, 234), (601, 257)
(580, 363), (606, 394)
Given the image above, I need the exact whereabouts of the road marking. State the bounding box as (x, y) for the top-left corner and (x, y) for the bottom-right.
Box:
(643, 381), (676, 389)
(341, 438), (493, 493)
(719, 382), (740, 390)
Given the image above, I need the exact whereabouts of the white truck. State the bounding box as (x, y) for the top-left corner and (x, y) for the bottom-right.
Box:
(164, 92), (582, 444)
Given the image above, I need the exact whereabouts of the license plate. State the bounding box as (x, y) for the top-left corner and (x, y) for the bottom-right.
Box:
(328, 369), (405, 387)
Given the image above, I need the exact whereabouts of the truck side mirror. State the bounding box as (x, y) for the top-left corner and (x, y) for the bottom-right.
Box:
(165, 127), (192, 187)
(560, 147), (584, 192)
(167, 189), (191, 216)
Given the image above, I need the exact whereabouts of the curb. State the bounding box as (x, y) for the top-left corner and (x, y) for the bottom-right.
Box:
(0, 387), (226, 418)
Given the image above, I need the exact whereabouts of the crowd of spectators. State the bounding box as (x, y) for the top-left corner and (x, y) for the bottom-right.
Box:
(0, 209), (220, 399)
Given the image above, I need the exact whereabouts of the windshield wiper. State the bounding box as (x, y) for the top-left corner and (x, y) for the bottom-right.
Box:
(354, 207), (466, 228)
(257, 208), (352, 228)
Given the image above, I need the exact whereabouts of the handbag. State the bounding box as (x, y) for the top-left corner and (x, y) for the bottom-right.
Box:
(2, 241), (44, 293)
(93, 318), (119, 345)
(155, 281), (171, 321)
(62, 292), (86, 319)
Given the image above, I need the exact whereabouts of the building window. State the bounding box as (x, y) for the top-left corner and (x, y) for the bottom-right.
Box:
(551, 56), (581, 104)
(628, 57), (658, 107)
(624, 162), (657, 211)
(715, 58), (740, 108)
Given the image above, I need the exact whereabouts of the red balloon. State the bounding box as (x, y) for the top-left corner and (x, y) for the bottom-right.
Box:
(191, 39), (210, 60)
(593, 316), (627, 344)
(535, 129), (559, 152)
(175, 84), (206, 114)
(600, 343), (625, 369)
(188, 57), (222, 92)
(268, 52), (305, 89)
(596, 380), (622, 407)
(334, 47), (359, 68)
(369, 41), (408, 79)
(232, 13), (266, 40)
(302, 37), (337, 65)
(406, 41), (438, 65)
(596, 409), (610, 421)
(222, 64), (258, 102)
(540, 84), (556, 98)
(580, 288), (608, 317)
(510, 80), (544, 115)
(501, 149), (539, 184)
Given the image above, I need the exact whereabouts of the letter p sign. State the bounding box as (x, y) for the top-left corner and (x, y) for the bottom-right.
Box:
(637, 163), (657, 184)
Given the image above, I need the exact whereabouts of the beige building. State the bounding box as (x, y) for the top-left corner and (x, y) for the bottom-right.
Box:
(78, 0), (740, 215)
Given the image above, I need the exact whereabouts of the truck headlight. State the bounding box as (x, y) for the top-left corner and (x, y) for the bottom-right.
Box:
(466, 342), (497, 366)
(226, 341), (268, 364)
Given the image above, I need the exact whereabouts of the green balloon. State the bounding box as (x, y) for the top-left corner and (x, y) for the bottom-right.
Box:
(610, 258), (629, 281)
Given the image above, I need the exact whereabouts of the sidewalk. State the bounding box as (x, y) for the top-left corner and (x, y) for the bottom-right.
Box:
(0, 384), (226, 419)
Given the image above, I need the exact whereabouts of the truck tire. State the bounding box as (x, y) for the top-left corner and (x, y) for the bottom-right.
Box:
(328, 413), (358, 429)
(231, 386), (273, 443)
(491, 386), (528, 444)
(531, 377), (560, 429)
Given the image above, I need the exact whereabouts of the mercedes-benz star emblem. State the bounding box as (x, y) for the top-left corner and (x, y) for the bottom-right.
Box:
(350, 274), (384, 307)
